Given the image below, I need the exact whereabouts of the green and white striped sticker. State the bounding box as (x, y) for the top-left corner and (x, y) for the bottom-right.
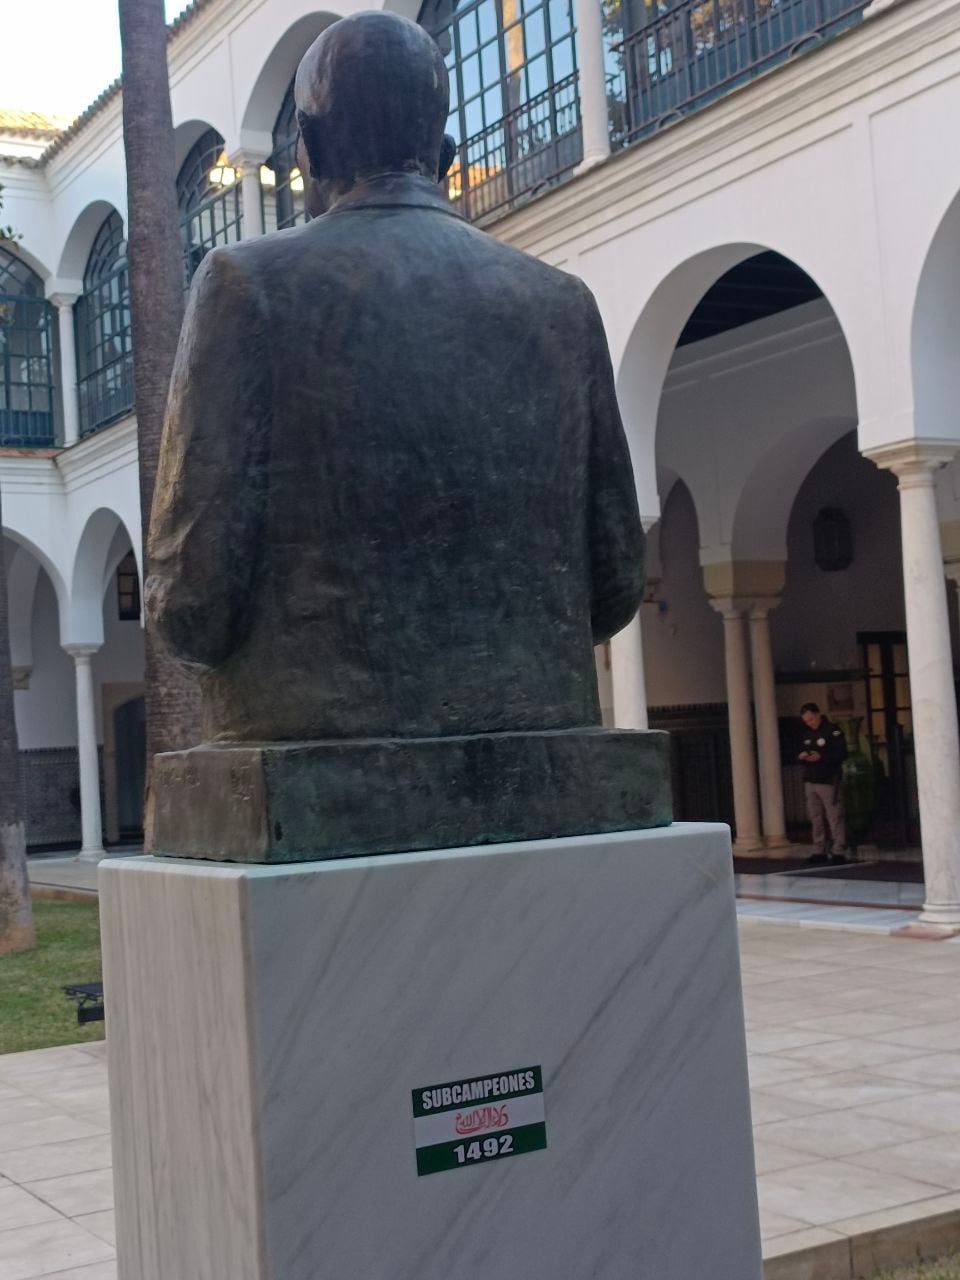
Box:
(412, 1066), (546, 1176)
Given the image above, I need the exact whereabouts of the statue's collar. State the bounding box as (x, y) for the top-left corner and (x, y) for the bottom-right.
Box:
(325, 172), (462, 218)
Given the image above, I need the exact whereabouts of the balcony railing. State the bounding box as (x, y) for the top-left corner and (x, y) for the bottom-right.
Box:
(447, 73), (583, 223)
(78, 354), (135, 439)
(0, 409), (55, 448)
(615, 0), (869, 142)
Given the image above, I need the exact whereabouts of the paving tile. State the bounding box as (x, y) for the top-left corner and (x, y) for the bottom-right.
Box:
(872, 1022), (960, 1052)
(0, 1051), (99, 1084)
(791, 1010), (933, 1037)
(845, 1134), (960, 1191)
(753, 1139), (819, 1175)
(0, 1118), (108, 1156)
(74, 1211), (115, 1248)
(18, 1071), (106, 1102)
(750, 1091), (829, 1125)
(760, 1224), (850, 1259)
(0, 1139), (113, 1186)
(0, 1100), (63, 1128)
(0, 1184), (61, 1231)
(31, 1265), (116, 1280)
(757, 1158), (950, 1226)
(0, 1218), (114, 1280)
(746, 1028), (842, 1055)
(33, 1265), (117, 1280)
(856, 1089), (960, 1134)
(770, 1037), (927, 1073)
(756, 1069), (929, 1112)
(24, 1169), (114, 1219)
(38, 1090), (111, 1118)
(757, 1108), (933, 1159)
(870, 1053), (960, 1088)
(759, 1206), (813, 1238)
(748, 1055), (821, 1089)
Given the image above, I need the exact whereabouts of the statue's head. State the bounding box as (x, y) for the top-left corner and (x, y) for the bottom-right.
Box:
(296, 11), (453, 203)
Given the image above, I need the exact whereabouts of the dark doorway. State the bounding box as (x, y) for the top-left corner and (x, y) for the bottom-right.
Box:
(859, 631), (919, 848)
(114, 696), (146, 841)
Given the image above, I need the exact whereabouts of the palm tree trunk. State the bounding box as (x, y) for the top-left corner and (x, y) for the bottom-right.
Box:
(0, 485), (34, 954)
(118, 0), (201, 836)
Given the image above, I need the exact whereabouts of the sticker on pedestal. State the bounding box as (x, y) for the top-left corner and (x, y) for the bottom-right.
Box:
(412, 1065), (547, 1176)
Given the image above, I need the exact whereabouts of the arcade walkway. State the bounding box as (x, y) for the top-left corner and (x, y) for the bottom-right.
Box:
(1, 924), (960, 1277)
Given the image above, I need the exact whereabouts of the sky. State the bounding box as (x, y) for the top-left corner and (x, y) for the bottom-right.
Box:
(4, 1), (187, 121)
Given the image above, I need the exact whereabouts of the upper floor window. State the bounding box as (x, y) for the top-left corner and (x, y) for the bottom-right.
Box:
(75, 211), (134, 437)
(116, 551), (141, 621)
(419, 0), (581, 221)
(177, 128), (243, 284)
(261, 84), (307, 232)
(0, 246), (55, 447)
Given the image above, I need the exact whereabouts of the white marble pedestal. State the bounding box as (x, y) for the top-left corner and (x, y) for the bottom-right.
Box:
(100, 823), (761, 1280)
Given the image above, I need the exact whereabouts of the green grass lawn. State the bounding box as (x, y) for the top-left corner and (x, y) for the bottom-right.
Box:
(0, 897), (104, 1055)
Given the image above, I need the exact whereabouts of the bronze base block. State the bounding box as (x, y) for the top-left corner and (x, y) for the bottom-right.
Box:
(149, 729), (672, 863)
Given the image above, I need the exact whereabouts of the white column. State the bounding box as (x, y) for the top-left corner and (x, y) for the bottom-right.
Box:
(49, 292), (81, 447)
(712, 599), (763, 852)
(64, 644), (105, 862)
(610, 610), (648, 730)
(749, 601), (788, 849)
(871, 442), (960, 927)
(573, 0), (611, 171)
(232, 151), (268, 241)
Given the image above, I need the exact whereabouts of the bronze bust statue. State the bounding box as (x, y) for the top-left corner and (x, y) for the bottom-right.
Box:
(145, 11), (668, 861)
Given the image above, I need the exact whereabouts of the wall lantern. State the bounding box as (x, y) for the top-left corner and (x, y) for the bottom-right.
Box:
(207, 152), (237, 187)
(259, 165), (277, 188)
(813, 506), (853, 572)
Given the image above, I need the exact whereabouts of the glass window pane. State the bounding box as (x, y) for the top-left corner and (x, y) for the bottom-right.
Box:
(459, 12), (478, 52)
(524, 9), (546, 55)
(478, 0), (497, 41)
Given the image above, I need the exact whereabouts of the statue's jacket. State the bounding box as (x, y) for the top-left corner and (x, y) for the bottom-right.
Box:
(146, 173), (645, 744)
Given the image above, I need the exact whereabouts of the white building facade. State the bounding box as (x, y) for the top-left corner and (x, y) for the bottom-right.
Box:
(3, 0), (960, 925)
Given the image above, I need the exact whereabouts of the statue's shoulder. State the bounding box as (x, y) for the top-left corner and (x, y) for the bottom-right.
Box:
(461, 221), (593, 300)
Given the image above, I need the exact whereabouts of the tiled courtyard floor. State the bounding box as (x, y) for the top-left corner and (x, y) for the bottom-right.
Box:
(1, 922), (960, 1277)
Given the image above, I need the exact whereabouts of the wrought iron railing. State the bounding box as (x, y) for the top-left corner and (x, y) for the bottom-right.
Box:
(446, 72), (583, 223)
(614, 0), (868, 142)
(0, 409), (55, 447)
(78, 354), (135, 438)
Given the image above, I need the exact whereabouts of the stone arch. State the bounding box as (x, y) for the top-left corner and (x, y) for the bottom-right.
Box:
(56, 200), (124, 282)
(911, 187), (960, 444)
(730, 415), (858, 563)
(238, 11), (342, 142)
(0, 239), (52, 283)
(1, 527), (68, 629)
(174, 119), (228, 174)
(615, 242), (864, 522)
(66, 508), (137, 646)
(3, 540), (43, 672)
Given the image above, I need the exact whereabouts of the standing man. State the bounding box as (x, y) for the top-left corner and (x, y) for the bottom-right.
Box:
(798, 702), (849, 865)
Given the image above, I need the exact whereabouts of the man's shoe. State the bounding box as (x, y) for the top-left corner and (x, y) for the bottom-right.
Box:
(829, 850), (852, 866)
(805, 851), (830, 866)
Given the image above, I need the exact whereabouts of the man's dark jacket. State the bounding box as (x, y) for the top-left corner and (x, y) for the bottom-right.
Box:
(801, 718), (847, 785)
(146, 174), (645, 743)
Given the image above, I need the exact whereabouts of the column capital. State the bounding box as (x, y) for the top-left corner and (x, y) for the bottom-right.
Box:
(229, 148), (272, 173)
(44, 276), (83, 306)
(865, 439), (960, 485)
(708, 596), (748, 622)
(63, 643), (101, 662)
(746, 596), (782, 622)
(47, 289), (81, 310)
